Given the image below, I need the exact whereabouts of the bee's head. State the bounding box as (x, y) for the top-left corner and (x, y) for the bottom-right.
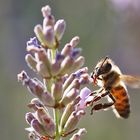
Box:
(91, 56), (112, 85)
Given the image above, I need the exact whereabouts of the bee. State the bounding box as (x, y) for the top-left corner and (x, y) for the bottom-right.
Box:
(90, 56), (140, 118)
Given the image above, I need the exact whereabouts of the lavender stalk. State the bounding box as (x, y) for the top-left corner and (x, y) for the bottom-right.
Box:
(17, 5), (93, 140)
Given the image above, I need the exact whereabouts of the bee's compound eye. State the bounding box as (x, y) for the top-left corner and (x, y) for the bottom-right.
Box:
(104, 63), (112, 72)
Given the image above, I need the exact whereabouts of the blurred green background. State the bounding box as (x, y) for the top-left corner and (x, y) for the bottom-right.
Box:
(1, 0), (140, 140)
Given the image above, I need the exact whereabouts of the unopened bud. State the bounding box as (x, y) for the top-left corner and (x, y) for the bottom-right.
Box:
(59, 56), (74, 75)
(71, 56), (85, 72)
(71, 48), (82, 59)
(51, 53), (64, 76)
(36, 61), (50, 78)
(41, 91), (55, 107)
(18, 71), (44, 97)
(63, 73), (76, 91)
(43, 15), (55, 27)
(17, 71), (29, 83)
(79, 74), (90, 85)
(70, 36), (80, 48)
(28, 98), (44, 111)
(54, 19), (66, 41)
(60, 102), (75, 130)
(36, 108), (55, 137)
(25, 54), (37, 72)
(25, 112), (35, 125)
(61, 88), (79, 105)
(41, 5), (51, 17)
(51, 80), (63, 102)
(31, 119), (46, 136)
(70, 128), (87, 140)
(43, 26), (56, 48)
(63, 110), (85, 134)
(61, 43), (72, 56)
(34, 24), (49, 48)
(51, 62), (61, 76)
(63, 79), (80, 95)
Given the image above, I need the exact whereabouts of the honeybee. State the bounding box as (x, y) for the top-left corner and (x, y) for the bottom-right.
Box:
(90, 56), (140, 118)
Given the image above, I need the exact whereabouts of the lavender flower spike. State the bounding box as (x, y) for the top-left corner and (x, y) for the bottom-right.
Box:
(17, 5), (95, 140)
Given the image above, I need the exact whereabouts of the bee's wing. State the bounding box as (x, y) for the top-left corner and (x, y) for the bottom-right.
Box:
(120, 75), (140, 88)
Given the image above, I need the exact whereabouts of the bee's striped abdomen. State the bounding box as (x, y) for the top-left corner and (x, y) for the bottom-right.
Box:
(111, 85), (130, 118)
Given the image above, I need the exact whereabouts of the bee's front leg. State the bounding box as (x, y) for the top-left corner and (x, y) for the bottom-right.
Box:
(86, 88), (104, 107)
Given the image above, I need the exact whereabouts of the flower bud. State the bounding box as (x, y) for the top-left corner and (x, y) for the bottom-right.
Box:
(29, 79), (44, 97)
(60, 88), (79, 106)
(43, 26), (56, 48)
(79, 74), (90, 85)
(41, 91), (55, 107)
(70, 56), (85, 72)
(34, 24), (49, 48)
(63, 73), (76, 91)
(26, 44), (40, 54)
(70, 36), (80, 48)
(74, 67), (88, 77)
(36, 61), (50, 78)
(70, 128), (87, 140)
(17, 71), (29, 83)
(55, 53), (65, 64)
(27, 131), (37, 140)
(36, 108), (55, 137)
(54, 19), (66, 41)
(63, 110), (85, 134)
(43, 15), (55, 27)
(61, 43), (72, 56)
(28, 98), (44, 111)
(59, 56), (74, 75)
(63, 79), (80, 95)
(31, 98), (44, 107)
(60, 102), (76, 130)
(35, 49), (47, 62)
(25, 112), (35, 125)
(18, 71), (44, 97)
(41, 5), (51, 17)
(50, 62), (61, 77)
(35, 49), (51, 70)
(31, 119), (47, 136)
(50, 53), (64, 76)
(25, 54), (37, 72)
(71, 48), (82, 59)
(51, 80), (63, 102)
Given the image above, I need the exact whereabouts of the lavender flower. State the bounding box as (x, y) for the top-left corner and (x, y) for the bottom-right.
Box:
(17, 5), (92, 140)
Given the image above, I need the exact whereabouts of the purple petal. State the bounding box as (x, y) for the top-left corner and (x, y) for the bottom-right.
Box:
(80, 87), (91, 99)
(27, 37), (40, 48)
(78, 87), (91, 110)
(55, 53), (65, 63)
(71, 48), (82, 58)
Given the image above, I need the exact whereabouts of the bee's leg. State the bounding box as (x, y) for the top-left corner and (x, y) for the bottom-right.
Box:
(90, 92), (116, 115)
(86, 88), (104, 107)
(90, 88), (104, 96)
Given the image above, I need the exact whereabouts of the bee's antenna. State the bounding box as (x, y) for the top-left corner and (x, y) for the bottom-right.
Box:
(100, 56), (109, 68)
(92, 56), (109, 85)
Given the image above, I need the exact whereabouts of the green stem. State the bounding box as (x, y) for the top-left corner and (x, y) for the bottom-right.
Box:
(54, 108), (61, 140)
(51, 48), (57, 61)
(51, 47), (61, 140)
